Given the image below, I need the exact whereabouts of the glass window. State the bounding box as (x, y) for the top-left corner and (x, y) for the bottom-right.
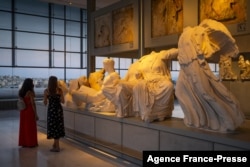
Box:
(52, 52), (83, 68)
(171, 60), (180, 71)
(66, 21), (80, 36)
(0, 1), (87, 99)
(112, 58), (119, 69)
(133, 58), (138, 62)
(47, 68), (65, 80)
(0, 49), (12, 66)
(66, 53), (80, 68)
(66, 37), (80, 52)
(119, 58), (132, 69)
(82, 23), (87, 37)
(13, 67), (50, 81)
(66, 6), (80, 21)
(16, 32), (49, 50)
(0, 67), (52, 98)
(52, 4), (64, 19)
(171, 71), (179, 82)
(0, 0), (11, 11)
(52, 52), (64, 67)
(95, 57), (105, 68)
(15, 14), (49, 33)
(82, 53), (87, 68)
(0, 30), (12, 48)
(66, 69), (87, 80)
(15, 50), (49, 67)
(82, 10), (87, 22)
(215, 63), (219, 72)
(15, 0), (48, 16)
(208, 63), (216, 72)
(82, 38), (87, 52)
(119, 70), (127, 78)
(52, 19), (64, 35)
(95, 57), (128, 70)
(52, 35), (64, 51)
(0, 67), (20, 98)
(0, 11), (11, 29)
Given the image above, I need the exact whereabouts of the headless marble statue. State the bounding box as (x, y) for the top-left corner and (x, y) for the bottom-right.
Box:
(114, 48), (178, 121)
(175, 19), (245, 132)
(132, 49), (178, 122)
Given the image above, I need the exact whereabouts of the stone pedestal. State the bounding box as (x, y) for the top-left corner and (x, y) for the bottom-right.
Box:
(36, 101), (250, 166)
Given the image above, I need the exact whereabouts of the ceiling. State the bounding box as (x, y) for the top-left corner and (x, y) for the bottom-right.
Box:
(40, 0), (120, 9)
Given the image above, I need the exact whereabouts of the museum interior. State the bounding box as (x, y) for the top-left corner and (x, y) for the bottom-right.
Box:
(0, 0), (250, 166)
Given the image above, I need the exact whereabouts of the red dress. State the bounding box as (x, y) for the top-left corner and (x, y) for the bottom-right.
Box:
(18, 95), (38, 147)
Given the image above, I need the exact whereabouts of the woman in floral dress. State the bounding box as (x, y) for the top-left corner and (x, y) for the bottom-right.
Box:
(43, 76), (65, 152)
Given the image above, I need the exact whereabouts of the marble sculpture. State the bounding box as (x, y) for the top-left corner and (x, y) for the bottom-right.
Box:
(219, 55), (237, 80)
(58, 68), (115, 112)
(60, 18), (245, 133)
(71, 58), (118, 112)
(175, 19), (245, 132)
(238, 55), (250, 80)
(113, 48), (178, 122)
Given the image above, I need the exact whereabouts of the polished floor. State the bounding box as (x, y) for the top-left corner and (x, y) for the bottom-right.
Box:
(0, 110), (140, 167)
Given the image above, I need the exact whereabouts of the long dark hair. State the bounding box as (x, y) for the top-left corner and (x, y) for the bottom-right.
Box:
(18, 78), (35, 98)
(48, 76), (58, 95)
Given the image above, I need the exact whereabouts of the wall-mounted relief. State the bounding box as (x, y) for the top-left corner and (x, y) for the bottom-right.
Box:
(94, 13), (112, 48)
(151, 0), (183, 38)
(238, 54), (250, 80)
(112, 4), (134, 45)
(199, 0), (247, 24)
(144, 0), (198, 48)
(199, 0), (250, 35)
(91, 0), (139, 56)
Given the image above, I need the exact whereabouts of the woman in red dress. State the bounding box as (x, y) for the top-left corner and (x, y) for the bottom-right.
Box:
(18, 78), (39, 147)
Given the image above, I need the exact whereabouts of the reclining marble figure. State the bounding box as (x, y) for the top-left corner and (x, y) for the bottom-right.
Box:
(71, 58), (118, 112)
(58, 76), (89, 109)
(175, 19), (245, 132)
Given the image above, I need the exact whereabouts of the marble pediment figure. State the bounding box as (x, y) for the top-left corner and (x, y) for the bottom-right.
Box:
(175, 19), (245, 132)
(71, 58), (117, 112)
(58, 67), (115, 112)
(88, 69), (105, 91)
(112, 48), (178, 122)
(58, 76), (89, 110)
(132, 49), (178, 122)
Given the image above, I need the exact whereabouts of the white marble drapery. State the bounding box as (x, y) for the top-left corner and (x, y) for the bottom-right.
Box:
(175, 19), (245, 132)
